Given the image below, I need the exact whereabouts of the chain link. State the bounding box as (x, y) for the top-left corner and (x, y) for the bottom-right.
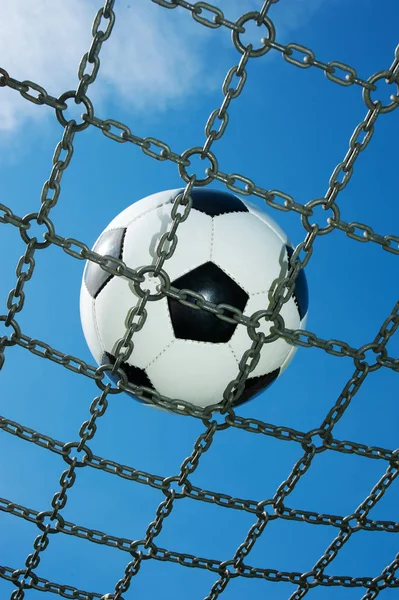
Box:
(151, 0), (244, 33)
(0, 203), (30, 230)
(37, 122), (77, 223)
(257, 0), (279, 23)
(202, 46), (251, 157)
(84, 113), (189, 167)
(9, 378), (110, 600)
(3, 3), (116, 596)
(361, 555), (399, 599)
(363, 70), (399, 114)
(374, 300), (399, 349)
(203, 254), (399, 598)
(76, 1), (116, 102)
(1, 565), (103, 600)
(290, 460), (399, 599)
(330, 216), (399, 255)
(109, 420), (218, 599)
(4, 239), (36, 326)
(2, 409), (398, 503)
(266, 39), (376, 90)
(1, 74), (67, 109)
(211, 169), (313, 216)
(2, 497), (399, 595)
(323, 104), (382, 209)
(151, 0), (373, 93)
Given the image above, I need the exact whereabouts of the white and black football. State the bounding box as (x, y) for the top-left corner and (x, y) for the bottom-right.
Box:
(80, 188), (308, 409)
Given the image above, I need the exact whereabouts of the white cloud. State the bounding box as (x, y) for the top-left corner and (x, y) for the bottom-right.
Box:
(0, 0), (332, 136)
(0, 0), (213, 135)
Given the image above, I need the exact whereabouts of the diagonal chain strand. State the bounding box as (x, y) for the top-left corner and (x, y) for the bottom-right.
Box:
(108, 420), (218, 599)
(8, 381), (113, 600)
(283, 298), (399, 599)
(289, 461), (399, 599)
(319, 298), (399, 436)
(361, 552), (399, 599)
(286, 299), (399, 599)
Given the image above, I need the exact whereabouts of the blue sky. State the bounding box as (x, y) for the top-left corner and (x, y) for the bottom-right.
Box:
(1, 0), (399, 598)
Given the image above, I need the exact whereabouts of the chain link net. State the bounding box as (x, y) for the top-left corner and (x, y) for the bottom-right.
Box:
(1, 0), (399, 598)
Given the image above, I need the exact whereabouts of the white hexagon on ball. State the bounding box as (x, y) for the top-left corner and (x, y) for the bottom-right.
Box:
(80, 187), (309, 410)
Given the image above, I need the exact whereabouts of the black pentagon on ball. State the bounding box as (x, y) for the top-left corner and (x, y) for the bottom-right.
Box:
(285, 245), (309, 320)
(187, 188), (249, 217)
(233, 368), (281, 407)
(84, 228), (126, 298)
(168, 262), (248, 343)
(102, 352), (155, 400)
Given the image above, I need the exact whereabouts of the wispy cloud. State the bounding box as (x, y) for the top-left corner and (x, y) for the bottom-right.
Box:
(0, 0), (331, 135)
(0, 0), (212, 134)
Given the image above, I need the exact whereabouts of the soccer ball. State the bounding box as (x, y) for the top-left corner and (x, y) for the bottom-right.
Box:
(80, 188), (308, 410)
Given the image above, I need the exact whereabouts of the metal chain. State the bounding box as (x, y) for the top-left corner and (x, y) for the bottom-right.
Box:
(0, 203), (30, 230)
(151, 0), (245, 32)
(3, 553), (398, 600)
(257, 0), (279, 23)
(83, 113), (190, 165)
(104, 178), (198, 387)
(1, 565), (103, 600)
(2, 413), (398, 525)
(269, 39), (376, 90)
(374, 300), (399, 348)
(319, 300), (399, 437)
(2, 496), (399, 594)
(1, 1), (399, 599)
(4, 2), (116, 597)
(151, 1), (375, 92)
(201, 46), (251, 158)
(76, 0), (116, 102)
(361, 554), (399, 599)
(290, 460), (399, 599)
(9, 388), (111, 600)
(37, 123), (77, 224)
(9, 471), (73, 599)
(204, 445), (314, 598)
(197, 4), (280, 159)
(260, 38), (399, 371)
(286, 300), (399, 598)
(203, 287), (399, 597)
(0, 72), (67, 110)
(4, 239), (36, 326)
(108, 421), (218, 599)
(323, 104), (382, 210)
(329, 216), (399, 255)
(5, 183), (399, 258)
(2, 272), (397, 394)
(1, 120), (77, 369)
